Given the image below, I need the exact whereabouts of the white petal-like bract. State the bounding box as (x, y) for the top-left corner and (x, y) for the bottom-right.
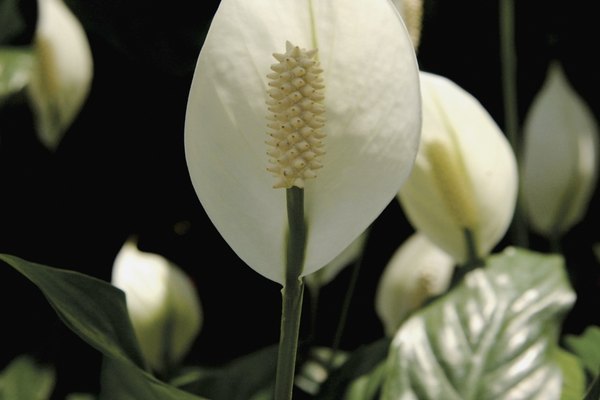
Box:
(375, 233), (454, 336)
(185, 0), (421, 284)
(521, 61), (599, 236)
(111, 239), (202, 372)
(27, 0), (93, 150)
(398, 72), (518, 263)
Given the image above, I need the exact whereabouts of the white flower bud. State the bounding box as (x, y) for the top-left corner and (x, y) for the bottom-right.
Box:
(398, 72), (518, 263)
(375, 233), (454, 336)
(111, 239), (202, 373)
(521, 61), (599, 237)
(27, 0), (93, 150)
(304, 230), (368, 290)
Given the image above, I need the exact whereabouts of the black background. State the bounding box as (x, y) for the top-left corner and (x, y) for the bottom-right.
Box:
(1, 0), (599, 398)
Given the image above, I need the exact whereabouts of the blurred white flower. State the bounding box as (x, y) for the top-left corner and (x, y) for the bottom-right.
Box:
(521, 61), (599, 237)
(111, 238), (202, 373)
(27, 0), (93, 150)
(398, 72), (518, 264)
(304, 230), (368, 290)
(375, 233), (454, 336)
(184, 0), (421, 284)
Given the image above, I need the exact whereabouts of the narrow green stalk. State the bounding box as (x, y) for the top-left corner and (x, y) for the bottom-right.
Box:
(274, 187), (307, 400)
(463, 228), (483, 270)
(325, 255), (362, 372)
(325, 229), (370, 372)
(449, 229), (484, 287)
(500, 0), (529, 248)
(306, 283), (320, 344)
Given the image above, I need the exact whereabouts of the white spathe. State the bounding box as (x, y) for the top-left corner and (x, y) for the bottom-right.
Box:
(390, 0), (424, 50)
(27, 0), (93, 150)
(375, 233), (454, 336)
(185, 0), (421, 284)
(398, 72), (518, 264)
(521, 61), (599, 237)
(111, 239), (202, 372)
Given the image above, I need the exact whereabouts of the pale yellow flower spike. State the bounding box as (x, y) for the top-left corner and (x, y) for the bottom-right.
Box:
(425, 140), (478, 230)
(266, 41), (326, 189)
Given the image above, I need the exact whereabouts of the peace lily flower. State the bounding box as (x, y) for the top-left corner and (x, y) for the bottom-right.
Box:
(185, 0), (421, 284)
(398, 72), (518, 264)
(375, 232), (454, 336)
(111, 238), (202, 373)
(27, 0), (93, 150)
(521, 61), (599, 238)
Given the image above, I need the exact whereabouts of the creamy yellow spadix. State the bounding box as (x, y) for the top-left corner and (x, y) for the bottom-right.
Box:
(266, 42), (326, 189)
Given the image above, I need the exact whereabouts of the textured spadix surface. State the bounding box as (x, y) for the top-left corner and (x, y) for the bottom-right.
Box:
(185, 0), (421, 284)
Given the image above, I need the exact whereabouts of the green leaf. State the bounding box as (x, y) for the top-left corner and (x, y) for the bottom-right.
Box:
(0, 48), (34, 105)
(294, 347), (348, 396)
(0, 254), (208, 400)
(100, 358), (205, 400)
(381, 247), (576, 400)
(0, 253), (146, 369)
(174, 344), (278, 400)
(584, 373), (600, 400)
(554, 348), (585, 400)
(343, 363), (385, 400)
(316, 338), (390, 400)
(0, 355), (55, 400)
(565, 326), (600, 376)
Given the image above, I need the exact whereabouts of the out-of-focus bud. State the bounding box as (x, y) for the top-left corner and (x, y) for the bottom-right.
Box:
(27, 0), (93, 150)
(111, 238), (202, 373)
(521, 61), (599, 238)
(304, 230), (368, 291)
(375, 233), (454, 336)
(398, 72), (518, 264)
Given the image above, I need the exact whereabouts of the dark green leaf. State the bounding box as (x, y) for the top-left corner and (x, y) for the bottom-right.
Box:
(1, 254), (209, 400)
(0, 355), (55, 400)
(175, 344), (278, 400)
(343, 363), (385, 400)
(316, 338), (390, 400)
(565, 326), (600, 376)
(584, 373), (600, 400)
(381, 247), (576, 400)
(295, 347), (348, 396)
(100, 358), (205, 400)
(0, 253), (147, 369)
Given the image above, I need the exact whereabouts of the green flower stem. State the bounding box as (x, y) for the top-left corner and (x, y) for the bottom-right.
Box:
(274, 187), (307, 400)
(449, 229), (484, 287)
(326, 248), (364, 372)
(499, 0), (529, 248)
(463, 228), (483, 270)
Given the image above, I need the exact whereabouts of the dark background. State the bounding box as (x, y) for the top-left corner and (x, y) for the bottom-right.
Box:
(1, 0), (599, 398)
